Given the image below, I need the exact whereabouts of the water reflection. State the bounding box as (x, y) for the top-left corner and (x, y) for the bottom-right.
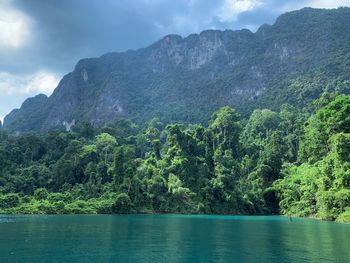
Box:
(0, 215), (349, 263)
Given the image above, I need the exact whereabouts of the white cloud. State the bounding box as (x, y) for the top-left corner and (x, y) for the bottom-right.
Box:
(0, 0), (32, 48)
(0, 70), (59, 122)
(218, 0), (263, 22)
(0, 71), (59, 96)
(307, 0), (350, 8)
(278, 0), (350, 12)
(21, 71), (59, 95)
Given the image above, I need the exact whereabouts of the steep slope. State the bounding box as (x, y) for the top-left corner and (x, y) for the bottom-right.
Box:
(4, 7), (350, 133)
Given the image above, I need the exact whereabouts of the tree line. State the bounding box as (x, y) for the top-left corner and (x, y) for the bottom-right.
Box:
(0, 93), (349, 222)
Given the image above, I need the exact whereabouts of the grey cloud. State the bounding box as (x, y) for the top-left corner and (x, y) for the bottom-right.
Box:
(1, 0), (347, 119)
(6, 0), (307, 74)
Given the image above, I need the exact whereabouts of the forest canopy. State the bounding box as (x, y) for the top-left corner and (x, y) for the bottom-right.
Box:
(0, 93), (349, 223)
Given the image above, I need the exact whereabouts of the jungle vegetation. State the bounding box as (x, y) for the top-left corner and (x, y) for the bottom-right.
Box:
(0, 93), (349, 223)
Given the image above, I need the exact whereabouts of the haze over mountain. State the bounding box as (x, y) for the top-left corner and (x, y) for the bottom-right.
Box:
(3, 7), (350, 132)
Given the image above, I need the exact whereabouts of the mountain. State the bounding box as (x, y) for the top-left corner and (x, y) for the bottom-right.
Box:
(4, 7), (350, 133)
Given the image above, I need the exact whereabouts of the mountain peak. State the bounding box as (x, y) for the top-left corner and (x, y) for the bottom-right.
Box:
(4, 8), (350, 133)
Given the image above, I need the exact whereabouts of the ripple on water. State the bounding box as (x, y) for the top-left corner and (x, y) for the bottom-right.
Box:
(0, 215), (16, 223)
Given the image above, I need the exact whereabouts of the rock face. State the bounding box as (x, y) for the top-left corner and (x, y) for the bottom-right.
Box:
(4, 94), (49, 133)
(4, 7), (350, 133)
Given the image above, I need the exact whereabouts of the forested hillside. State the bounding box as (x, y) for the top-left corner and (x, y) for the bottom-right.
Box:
(1, 93), (349, 222)
(4, 7), (350, 133)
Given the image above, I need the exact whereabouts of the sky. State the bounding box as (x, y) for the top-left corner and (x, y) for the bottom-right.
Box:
(0, 0), (349, 122)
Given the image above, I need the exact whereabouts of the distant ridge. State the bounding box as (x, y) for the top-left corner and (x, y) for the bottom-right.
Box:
(4, 7), (350, 133)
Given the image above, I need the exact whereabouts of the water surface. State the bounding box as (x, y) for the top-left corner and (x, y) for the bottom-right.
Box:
(0, 214), (349, 262)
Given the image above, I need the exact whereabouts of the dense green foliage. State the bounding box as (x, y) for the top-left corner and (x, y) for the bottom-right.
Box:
(0, 94), (349, 222)
(1, 94), (348, 222)
(274, 95), (350, 222)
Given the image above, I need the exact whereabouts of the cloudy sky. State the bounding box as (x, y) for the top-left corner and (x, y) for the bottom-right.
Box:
(0, 0), (349, 121)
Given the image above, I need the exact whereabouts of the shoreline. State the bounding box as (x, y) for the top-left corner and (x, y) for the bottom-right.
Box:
(0, 212), (348, 224)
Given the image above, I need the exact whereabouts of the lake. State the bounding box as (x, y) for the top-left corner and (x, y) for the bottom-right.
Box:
(0, 214), (349, 262)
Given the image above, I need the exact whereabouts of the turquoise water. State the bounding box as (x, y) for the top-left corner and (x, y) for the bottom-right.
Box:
(0, 215), (349, 263)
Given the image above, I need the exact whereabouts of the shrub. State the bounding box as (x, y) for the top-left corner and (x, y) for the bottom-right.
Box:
(0, 193), (20, 208)
(112, 193), (132, 214)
